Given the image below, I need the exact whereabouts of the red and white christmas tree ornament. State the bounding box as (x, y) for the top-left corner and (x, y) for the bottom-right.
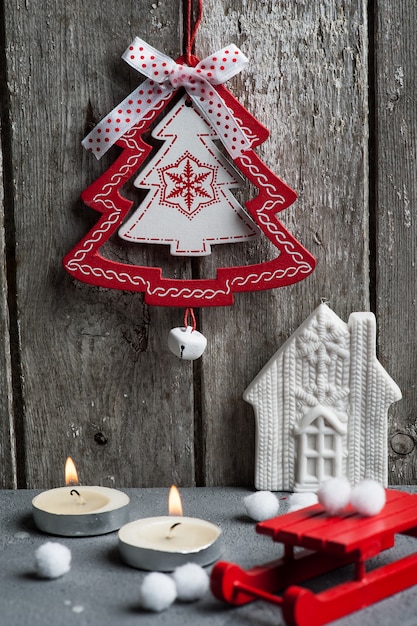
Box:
(63, 4), (315, 359)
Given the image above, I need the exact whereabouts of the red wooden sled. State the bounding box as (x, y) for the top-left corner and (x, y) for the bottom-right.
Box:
(211, 489), (417, 625)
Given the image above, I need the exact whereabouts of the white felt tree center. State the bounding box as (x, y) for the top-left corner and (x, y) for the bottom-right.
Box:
(118, 96), (260, 256)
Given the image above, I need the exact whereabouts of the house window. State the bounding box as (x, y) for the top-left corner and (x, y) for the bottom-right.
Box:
(295, 408), (345, 491)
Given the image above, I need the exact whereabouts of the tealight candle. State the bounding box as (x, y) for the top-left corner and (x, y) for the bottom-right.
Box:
(32, 457), (130, 537)
(118, 486), (221, 571)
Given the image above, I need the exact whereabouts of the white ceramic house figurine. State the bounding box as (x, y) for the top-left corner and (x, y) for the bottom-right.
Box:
(243, 303), (402, 492)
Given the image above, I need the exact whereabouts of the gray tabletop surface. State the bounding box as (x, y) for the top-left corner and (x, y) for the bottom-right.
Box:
(1, 487), (417, 626)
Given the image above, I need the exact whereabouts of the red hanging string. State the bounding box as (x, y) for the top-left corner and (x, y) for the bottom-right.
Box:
(183, 307), (197, 332)
(185, 0), (203, 64)
(182, 4), (201, 331)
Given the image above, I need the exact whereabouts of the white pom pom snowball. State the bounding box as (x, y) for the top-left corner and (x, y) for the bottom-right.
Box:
(350, 480), (386, 516)
(243, 491), (279, 522)
(35, 542), (71, 579)
(172, 563), (209, 602)
(287, 492), (318, 513)
(318, 477), (351, 515)
(139, 572), (177, 612)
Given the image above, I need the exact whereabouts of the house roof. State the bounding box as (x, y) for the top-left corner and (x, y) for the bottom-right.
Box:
(244, 303), (401, 404)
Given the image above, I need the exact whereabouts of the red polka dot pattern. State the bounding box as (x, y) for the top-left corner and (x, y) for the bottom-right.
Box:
(82, 37), (250, 160)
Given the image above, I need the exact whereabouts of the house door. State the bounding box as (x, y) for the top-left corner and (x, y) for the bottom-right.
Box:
(294, 407), (346, 491)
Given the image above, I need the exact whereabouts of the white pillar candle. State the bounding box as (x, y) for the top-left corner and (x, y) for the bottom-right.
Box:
(118, 515), (221, 571)
(32, 486), (130, 537)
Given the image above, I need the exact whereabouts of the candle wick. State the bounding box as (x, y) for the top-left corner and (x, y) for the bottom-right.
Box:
(166, 522), (181, 539)
(70, 489), (86, 505)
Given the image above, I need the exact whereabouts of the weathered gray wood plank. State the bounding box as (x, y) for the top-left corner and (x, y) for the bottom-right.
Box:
(4, 0), (196, 488)
(375, 1), (417, 484)
(197, 0), (369, 485)
(0, 133), (17, 488)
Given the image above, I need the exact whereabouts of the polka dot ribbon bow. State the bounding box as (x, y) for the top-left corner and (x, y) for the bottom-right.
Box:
(82, 37), (251, 160)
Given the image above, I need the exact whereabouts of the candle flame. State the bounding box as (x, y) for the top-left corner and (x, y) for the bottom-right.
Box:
(65, 457), (79, 486)
(168, 485), (183, 516)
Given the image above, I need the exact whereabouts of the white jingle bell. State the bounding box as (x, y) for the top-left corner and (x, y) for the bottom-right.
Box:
(168, 326), (207, 360)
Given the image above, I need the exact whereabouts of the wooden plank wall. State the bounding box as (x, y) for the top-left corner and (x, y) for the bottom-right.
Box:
(375, 1), (417, 483)
(0, 0), (415, 489)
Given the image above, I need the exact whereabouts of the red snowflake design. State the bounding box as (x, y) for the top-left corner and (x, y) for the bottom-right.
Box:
(159, 152), (217, 218)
